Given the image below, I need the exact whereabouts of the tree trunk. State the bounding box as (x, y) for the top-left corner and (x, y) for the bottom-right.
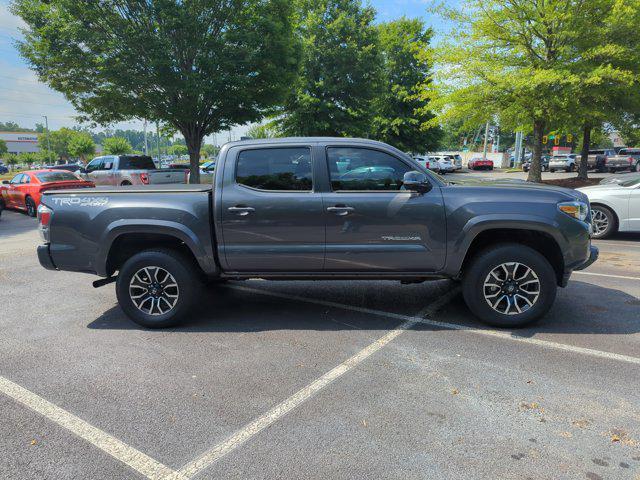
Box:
(527, 119), (545, 183)
(182, 129), (203, 184)
(578, 123), (591, 180)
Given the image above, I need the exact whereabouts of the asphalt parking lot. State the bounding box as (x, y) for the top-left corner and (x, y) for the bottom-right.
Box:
(1, 196), (639, 479)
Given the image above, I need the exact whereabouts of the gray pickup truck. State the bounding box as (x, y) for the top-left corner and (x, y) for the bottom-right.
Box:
(82, 155), (188, 186)
(37, 138), (598, 329)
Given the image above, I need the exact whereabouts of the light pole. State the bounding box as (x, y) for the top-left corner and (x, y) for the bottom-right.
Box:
(42, 115), (52, 163)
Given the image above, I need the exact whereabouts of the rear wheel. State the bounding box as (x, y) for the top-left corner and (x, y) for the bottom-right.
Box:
(462, 244), (557, 328)
(25, 196), (37, 217)
(121, 181), (132, 186)
(590, 205), (617, 239)
(116, 248), (200, 328)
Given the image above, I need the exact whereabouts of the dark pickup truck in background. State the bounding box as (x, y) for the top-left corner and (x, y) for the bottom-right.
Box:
(37, 138), (598, 328)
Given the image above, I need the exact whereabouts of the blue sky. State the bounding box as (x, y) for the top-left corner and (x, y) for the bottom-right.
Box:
(0, 0), (455, 137)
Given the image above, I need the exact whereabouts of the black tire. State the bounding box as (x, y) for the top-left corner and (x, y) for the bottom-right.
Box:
(121, 181), (132, 186)
(25, 196), (37, 217)
(116, 248), (200, 328)
(567, 164), (575, 173)
(462, 244), (557, 328)
(590, 205), (617, 239)
(634, 161), (640, 173)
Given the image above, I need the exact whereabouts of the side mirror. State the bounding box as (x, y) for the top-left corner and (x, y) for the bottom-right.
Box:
(2, 180), (9, 184)
(403, 171), (432, 194)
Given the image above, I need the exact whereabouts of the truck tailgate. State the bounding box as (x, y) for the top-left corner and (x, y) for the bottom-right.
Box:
(149, 169), (188, 184)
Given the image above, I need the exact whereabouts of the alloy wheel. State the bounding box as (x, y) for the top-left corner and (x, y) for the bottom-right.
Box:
(129, 266), (179, 315)
(483, 262), (540, 315)
(591, 209), (609, 237)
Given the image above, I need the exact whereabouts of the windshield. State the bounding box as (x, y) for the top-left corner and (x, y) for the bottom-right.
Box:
(119, 155), (156, 170)
(35, 171), (81, 182)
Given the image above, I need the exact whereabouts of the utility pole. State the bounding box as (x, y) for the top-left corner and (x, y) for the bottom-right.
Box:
(155, 122), (161, 162)
(42, 115), (52, 163)
(143, 120), (148, 155)
(482, 122), (490, 161)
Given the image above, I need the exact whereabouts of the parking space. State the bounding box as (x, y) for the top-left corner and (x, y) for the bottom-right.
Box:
(1, 209), (639, 479)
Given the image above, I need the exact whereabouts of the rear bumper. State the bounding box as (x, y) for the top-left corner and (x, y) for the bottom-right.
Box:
(37, 244), (57, 271)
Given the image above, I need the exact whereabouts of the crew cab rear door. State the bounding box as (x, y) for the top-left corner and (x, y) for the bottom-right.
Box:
(321, 145), (446, 272)
(219, 144), (325, 271)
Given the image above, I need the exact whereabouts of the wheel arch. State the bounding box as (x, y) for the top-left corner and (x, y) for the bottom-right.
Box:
(450, 221), (566, 286)
(98, 221), (218, 277)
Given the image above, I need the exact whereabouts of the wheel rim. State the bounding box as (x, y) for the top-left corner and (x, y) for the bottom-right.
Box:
(129, 266), (179, 316)
(483, 262), (540, 316)
(591, 209), (609, 236)
(27, 200), (35, 216)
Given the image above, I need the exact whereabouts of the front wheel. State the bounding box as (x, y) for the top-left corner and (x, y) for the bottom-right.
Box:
(590, 205), (617, 239)
(634, 161), (640, 172)
(116, 248), (200, 328)
(462, 244), (557, 328)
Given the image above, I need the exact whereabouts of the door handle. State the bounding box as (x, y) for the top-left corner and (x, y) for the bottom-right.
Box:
(228, 206), (255, 216)
(327, 205), (354, 216)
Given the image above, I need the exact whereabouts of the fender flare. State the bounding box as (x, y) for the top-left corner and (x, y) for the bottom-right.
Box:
(95, 219), (217, 276)
(445, 214), (567, 276)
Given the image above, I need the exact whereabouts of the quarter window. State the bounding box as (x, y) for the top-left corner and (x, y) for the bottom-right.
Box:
(327, 147), (412, 191)
(236, 147), (312, 191)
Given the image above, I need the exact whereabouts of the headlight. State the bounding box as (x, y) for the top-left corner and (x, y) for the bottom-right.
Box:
(558, 201), (588, 222)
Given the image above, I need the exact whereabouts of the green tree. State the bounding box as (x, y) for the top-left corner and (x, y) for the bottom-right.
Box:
(38, 127), (75, 161)
(0, 139), (7, 157)
(567, 0), (640, 179)
(5, 154), (19, 170)
(14, 0), (298, 183)
(428, 0), (611, 182)
(371, 18), (441, 152)
(247, 123), (281, 139)
(616, 114), (640, 147)
(278, 0), (380, 137)
(103, 137), (133, 155)
(68, 131), (96, 163)
(168, 144), (188, 156)
(201, 144), (219, 159)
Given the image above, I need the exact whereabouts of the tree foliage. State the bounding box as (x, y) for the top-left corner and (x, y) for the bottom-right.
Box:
(247, 123), (281, 139)
(278, 0), (380, 137)
(427, 0), (637, 182)
(371, 18), (441, 153)
(38, 127), (75, 160)
(0, 139), (7, 156)
(168, 144), (188, 156)
(13, 0), (299, 182)
(103, 137), (133, 155)
(68, 131), (95, 163)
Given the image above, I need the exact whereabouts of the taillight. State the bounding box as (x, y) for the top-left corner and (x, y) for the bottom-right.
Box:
(37, 204), (53, 242)
(140, 173), (149, 184)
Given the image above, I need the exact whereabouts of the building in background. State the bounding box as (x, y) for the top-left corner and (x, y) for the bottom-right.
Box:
(0, 131), (40, 154)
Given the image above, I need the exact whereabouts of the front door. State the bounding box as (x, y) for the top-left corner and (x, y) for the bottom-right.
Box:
(322, 146), (446, 272)
(220, 145), (325, 272)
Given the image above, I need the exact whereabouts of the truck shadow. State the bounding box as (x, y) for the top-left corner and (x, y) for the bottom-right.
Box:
(87, 280), (639, 336)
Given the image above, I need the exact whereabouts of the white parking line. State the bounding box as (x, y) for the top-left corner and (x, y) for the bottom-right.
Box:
(0, 376), (183, 480)
(227, 284), (640, 367)
(165, 286), (461, 479)
(574, 271), (640, 281)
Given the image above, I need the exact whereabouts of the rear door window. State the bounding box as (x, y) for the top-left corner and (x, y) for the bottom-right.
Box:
(236, 147), (312, 191)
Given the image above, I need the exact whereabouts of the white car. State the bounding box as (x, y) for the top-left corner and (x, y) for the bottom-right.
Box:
(577, 175), (640, 238)
(430, 155), (455, 174)
(413, 156), (434, 171)
(549, 154), (577, 173)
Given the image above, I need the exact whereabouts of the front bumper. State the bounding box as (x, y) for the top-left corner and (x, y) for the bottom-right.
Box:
(575, 245), (599, 271)
(37, 244), (57, 271)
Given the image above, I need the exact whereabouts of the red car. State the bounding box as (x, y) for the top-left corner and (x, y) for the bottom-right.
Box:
(0, 169), (94, 217)
(468, 157), (494, 171)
